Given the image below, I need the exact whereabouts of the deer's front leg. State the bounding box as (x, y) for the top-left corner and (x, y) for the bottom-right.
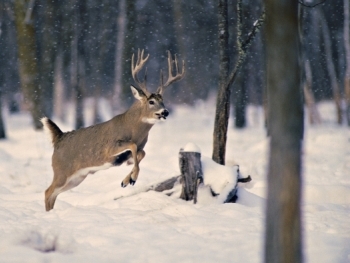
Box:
(121, 149), (145, 187)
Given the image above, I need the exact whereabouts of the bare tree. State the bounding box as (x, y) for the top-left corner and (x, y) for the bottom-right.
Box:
(212, 0), (230, 165)
(299, 6), (321, 125)
(264, 0), (303, 263)
(13, 0), (43, 129)
(72, 0), (87, 129)
(36, 0), (58, 118)
(212, 0), (264, 164)
(0, 2), (6, 139)
(317, 9), (342, 124)
(303, 60), (321, 124)
(0, 90), (5, 139)
(120, 0), (136, 109)
(344, 0), (350, 125)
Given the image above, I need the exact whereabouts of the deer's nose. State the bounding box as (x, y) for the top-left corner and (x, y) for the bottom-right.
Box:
(162, 109), (169, 118)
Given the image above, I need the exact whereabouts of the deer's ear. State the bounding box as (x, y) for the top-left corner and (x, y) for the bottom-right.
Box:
(130, 85), (146, 101)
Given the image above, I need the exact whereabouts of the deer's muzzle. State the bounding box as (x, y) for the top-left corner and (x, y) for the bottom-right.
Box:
(161, 109), (169, 118)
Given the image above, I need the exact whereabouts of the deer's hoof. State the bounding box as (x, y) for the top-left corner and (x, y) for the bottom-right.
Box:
(130, 178), (136, 185)
(121, 181), (127, 188)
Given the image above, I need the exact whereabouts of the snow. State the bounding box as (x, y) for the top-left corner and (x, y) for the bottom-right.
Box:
(0, 100), (349, 263)
(182, 142), (201, 153)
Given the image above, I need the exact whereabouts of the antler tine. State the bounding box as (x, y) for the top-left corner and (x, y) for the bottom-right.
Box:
(157, 51), (185, 94)
(167, 51), (173, 84)
(131, 49), (150, 95)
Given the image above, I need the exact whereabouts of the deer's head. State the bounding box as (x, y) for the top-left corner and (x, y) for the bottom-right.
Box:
(130, 49), (185, 124)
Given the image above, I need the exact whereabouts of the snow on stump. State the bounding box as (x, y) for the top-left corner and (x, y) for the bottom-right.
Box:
(179, 143), (252, 204)
(179, 143), (203, 204)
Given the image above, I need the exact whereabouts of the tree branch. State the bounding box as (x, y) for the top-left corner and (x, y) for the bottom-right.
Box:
(24, 0), (36, 25)
(226, 10), (265, 88)
(237, 0), (243, 53)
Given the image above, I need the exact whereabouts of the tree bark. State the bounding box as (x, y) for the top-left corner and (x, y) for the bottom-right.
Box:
(212, 0), (264, 164)
(120, 0), (136, 109)
(13, 0), (43, 129)
(37, 0), (57, 118)
(73, 0), (86, 129)
(344, 0), (350, 126)
(112, 0), (125, 113)
(212, 0), (230, 165)
(234, 65), (247, 128)
(179, 150), (203, 204)
(303, 60), (321, 125)
(317, 10), (342, 124)
(53, 56), (65, 121)
(0, 93), (5, 139)
(264, 1), (303, 263)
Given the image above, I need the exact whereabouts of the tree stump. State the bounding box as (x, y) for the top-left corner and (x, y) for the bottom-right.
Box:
(179, 149), (203, 204)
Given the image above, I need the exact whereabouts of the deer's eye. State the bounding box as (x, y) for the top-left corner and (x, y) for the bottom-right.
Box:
(149, 100), (155, 105)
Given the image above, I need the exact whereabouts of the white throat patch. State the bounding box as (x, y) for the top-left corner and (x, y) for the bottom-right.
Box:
(142, 117), (159, 124)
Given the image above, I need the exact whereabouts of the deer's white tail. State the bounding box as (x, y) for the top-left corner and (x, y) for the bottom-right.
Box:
(41, 117), (63, 146)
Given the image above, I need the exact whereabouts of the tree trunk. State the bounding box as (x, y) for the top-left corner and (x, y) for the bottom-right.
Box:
(303, 60), (321, 125)
(344, 0), (350, 126)
(318, 10), (342, 124)
(120, 0), (136, 109)
(212, 0), (230, 165)
(234, 65), (247, 128)
(53, 56), (65, 121)
(264, 1), (303, 263)
(112, 0), (125, 113)
(73, 0), (86, 129)
(38, 0), (57, 118)
(13, 0), (43, 129)
(212, 0), (264, 164)
(74, 60), (85, 129)
(0, 94), (5, 139)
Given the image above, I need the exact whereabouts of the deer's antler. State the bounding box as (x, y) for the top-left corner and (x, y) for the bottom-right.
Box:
(131, 49), (150, 96)
(157, 51), (185, 95)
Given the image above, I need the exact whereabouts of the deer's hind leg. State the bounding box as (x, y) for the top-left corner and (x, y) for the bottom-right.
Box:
(45, 171), (87, 211)
(45, 172), (67, 211)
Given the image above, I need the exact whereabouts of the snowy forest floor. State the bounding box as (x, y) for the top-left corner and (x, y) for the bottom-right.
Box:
(0, 100), (349, 263)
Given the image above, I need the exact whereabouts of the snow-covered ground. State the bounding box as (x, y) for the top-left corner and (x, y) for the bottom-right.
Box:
(0, 99), (349, 263)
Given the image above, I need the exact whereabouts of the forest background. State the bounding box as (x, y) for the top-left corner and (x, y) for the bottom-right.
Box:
(0, 0), (348, 134)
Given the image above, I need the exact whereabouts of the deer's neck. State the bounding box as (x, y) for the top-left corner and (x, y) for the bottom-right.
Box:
(109, 103), (153, 141)
(124, 103), (153, 126)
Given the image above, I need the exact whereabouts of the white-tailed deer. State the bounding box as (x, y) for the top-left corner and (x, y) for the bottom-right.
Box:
(42, 50), (185, 211)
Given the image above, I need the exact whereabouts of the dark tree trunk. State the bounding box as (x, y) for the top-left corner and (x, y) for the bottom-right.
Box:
(264, 1), (303, 263)
(212, 0), (264, 164)
(13, 0), (43, 129)
(73, 0), (86, 129)
(0, 94), (5, 139)
(317, 10), (342, 124)
(212, 0), (230, 165)
(234, 66), (247, 128)
(344, 0), (350, 125)
(74, 63), (84, 129)
(112, 0), (125, 113)
(37, 0), (57, 118)
(0, 4), (5, 139)
(303, 60), (321, 124)
(120, 0), (136, 109)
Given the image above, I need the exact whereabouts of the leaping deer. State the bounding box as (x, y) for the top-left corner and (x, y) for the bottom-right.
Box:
(42, 50), (185, 211)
